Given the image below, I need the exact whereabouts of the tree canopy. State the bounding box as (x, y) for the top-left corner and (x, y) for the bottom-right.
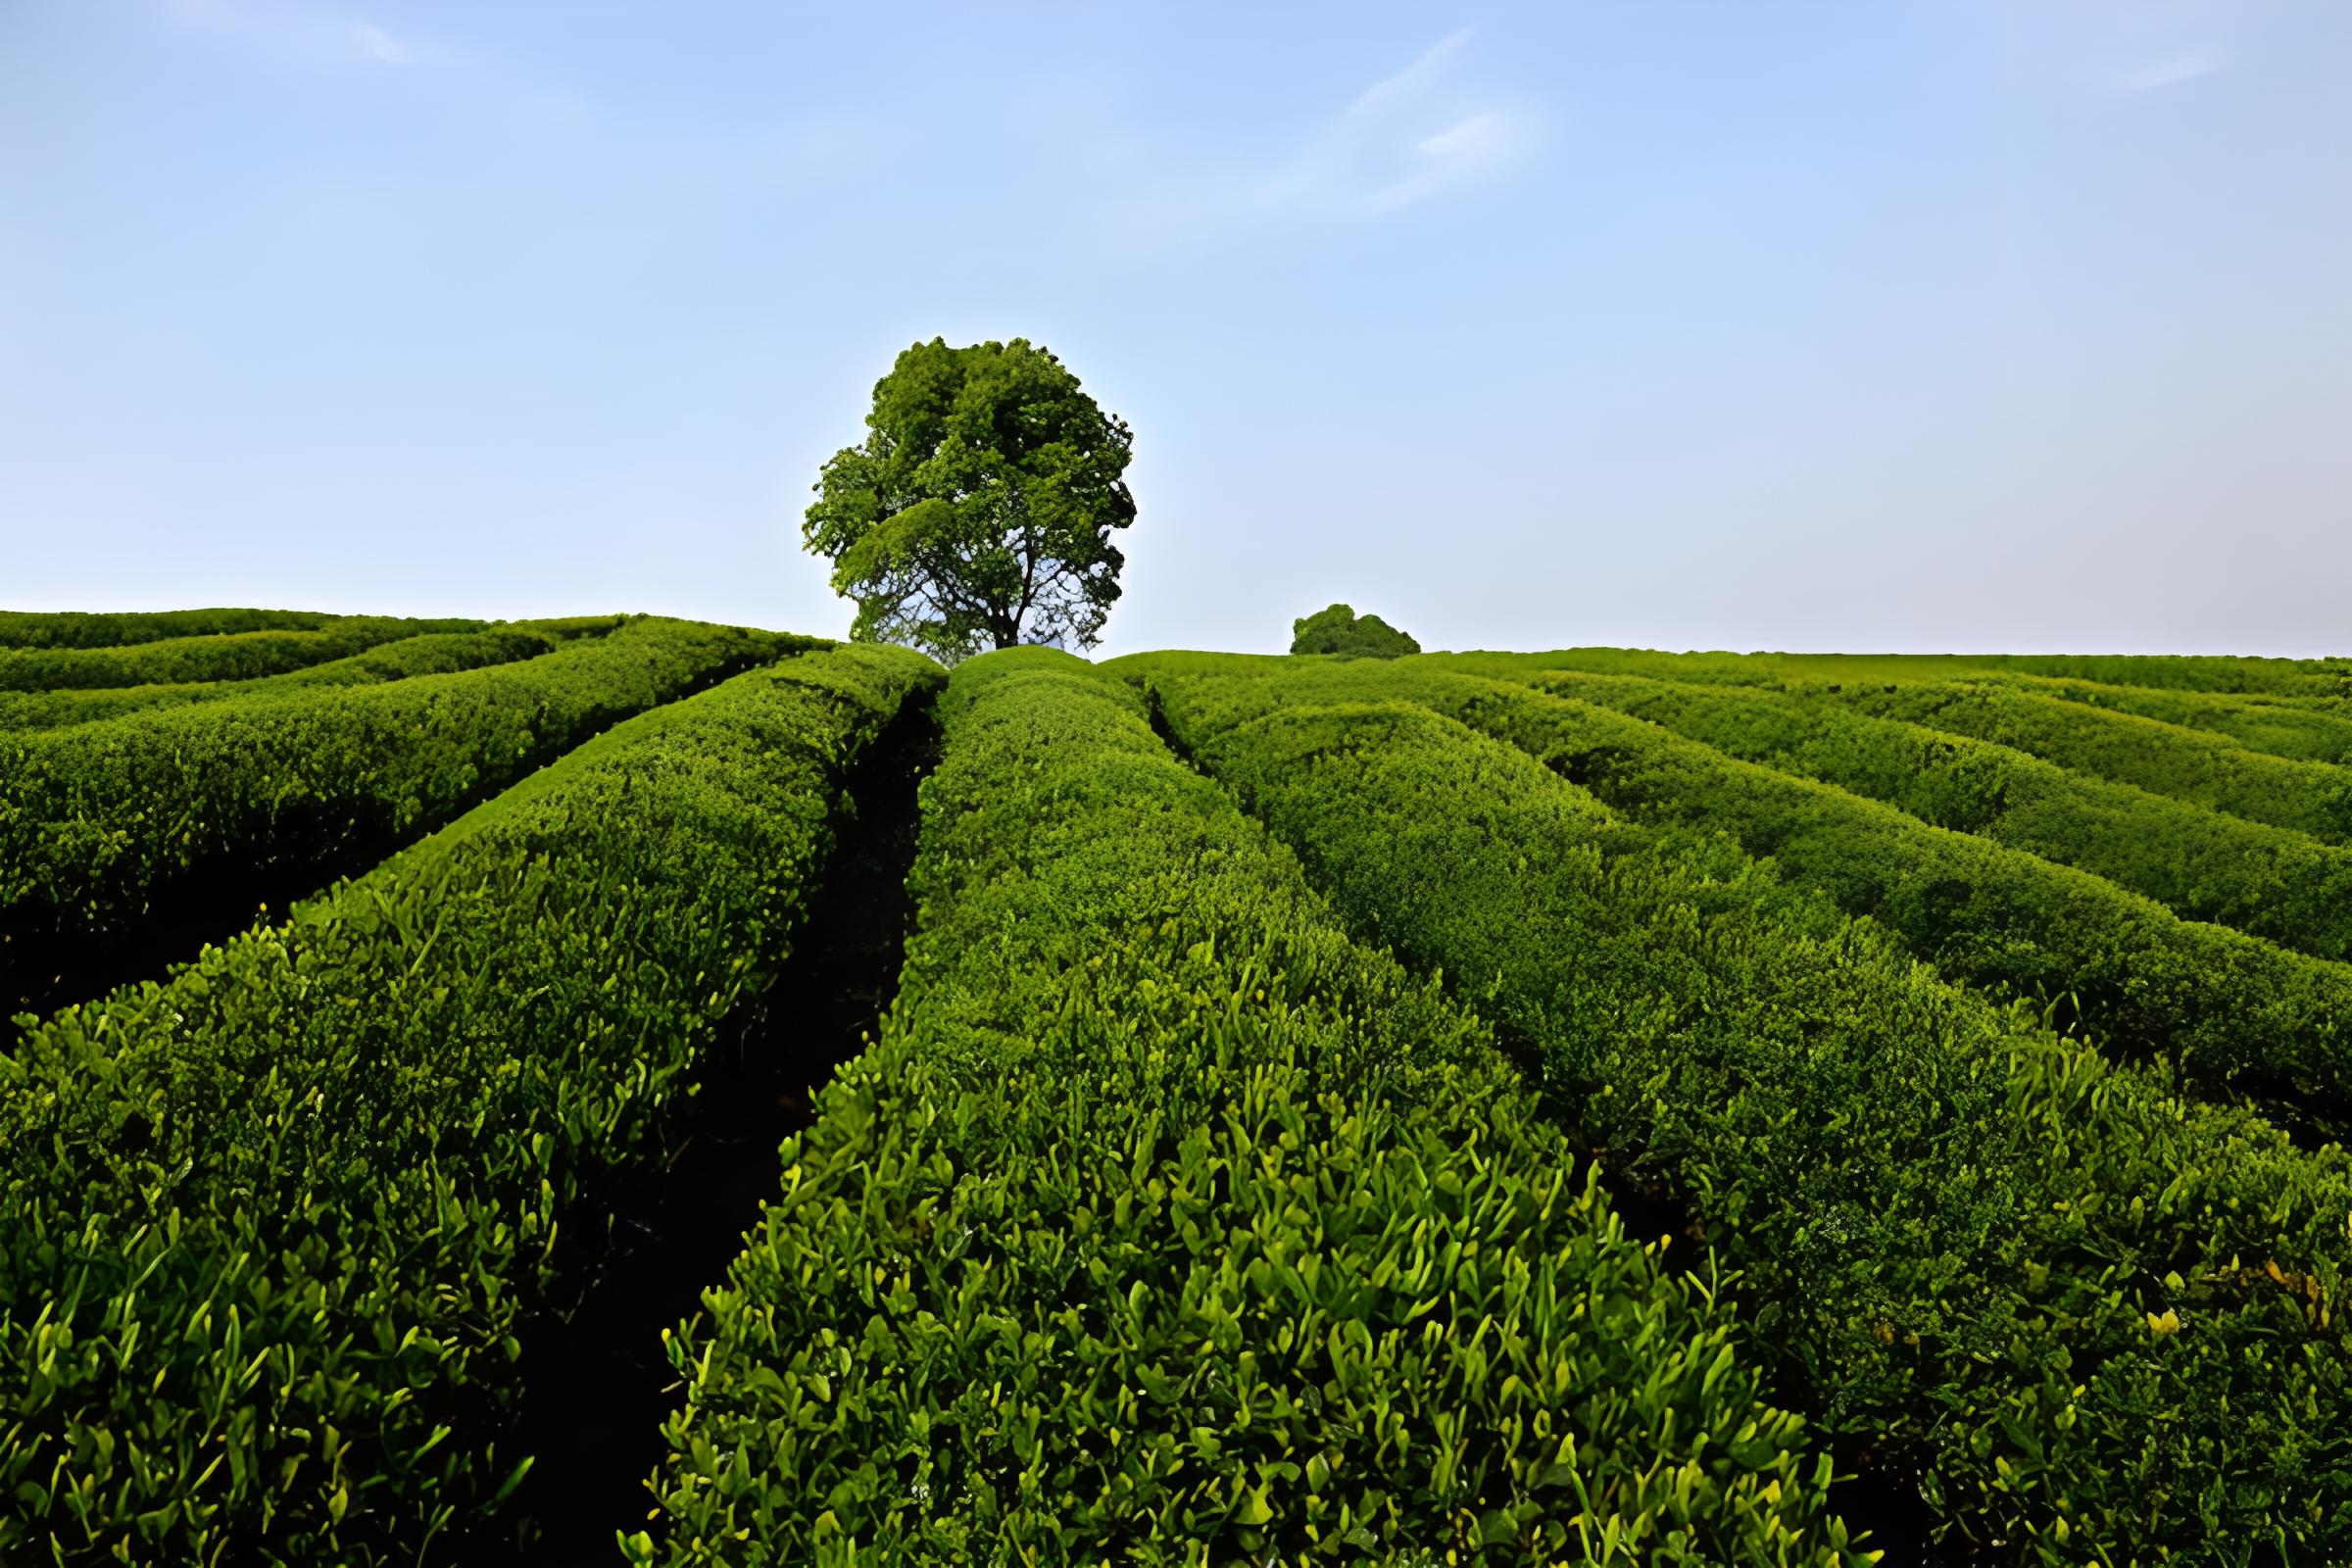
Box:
(803, 338), (1136, 662)
(1291, 603), (1422, 659)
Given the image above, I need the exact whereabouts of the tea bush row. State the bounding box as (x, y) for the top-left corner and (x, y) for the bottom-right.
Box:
(1122, 654), (2352, 1562)
(1171, 657), (2352, 1123)
(639, 650), (1867, 1567)
(1802, 678), (2352, 844)
(1978, 672), (2352, 767)
(0, 623), (607, 733)
(1962, 652), (2352, 698)
(1526, 668), (2352, 961)
(0, 616), (488, 692)
(0, 608), (338, 651)
(1459, 649), (2352, 701)
(1444, 651), (2352, 820)
(0, 641), (939, 1565)
(0, 616), (796, 1016)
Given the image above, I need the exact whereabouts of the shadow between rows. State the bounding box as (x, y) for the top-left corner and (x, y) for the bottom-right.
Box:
(1, 808), (415, 1029)
(453, 697), (938, 1567)
(1135, 681), (1952, 1565)
(2, 661), (764, 1031)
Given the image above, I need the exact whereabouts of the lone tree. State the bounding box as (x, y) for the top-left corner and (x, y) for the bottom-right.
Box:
(1292, 603), (1421, 658)
(803, 337), (1137, 662)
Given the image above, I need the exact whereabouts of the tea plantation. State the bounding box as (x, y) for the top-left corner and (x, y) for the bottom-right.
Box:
(3, 611), (2346, 1565)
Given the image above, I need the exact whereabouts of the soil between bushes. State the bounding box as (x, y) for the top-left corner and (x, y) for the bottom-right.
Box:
(1139, 686), (1952, 1564)
(2, 662), (762, 1030)
(0, 806), (414, 1028)
(458, 686), (1958, 1564)
(455, 698), (938, 1566)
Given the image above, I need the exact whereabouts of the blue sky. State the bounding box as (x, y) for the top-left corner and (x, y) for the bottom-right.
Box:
(4, 2), (2347, 656)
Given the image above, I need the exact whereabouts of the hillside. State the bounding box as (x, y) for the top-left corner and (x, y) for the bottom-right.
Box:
(2, 613), (2345, 1565)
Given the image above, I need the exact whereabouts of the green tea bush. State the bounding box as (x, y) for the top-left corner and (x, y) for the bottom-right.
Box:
(1135, 657), (2352, 1121)
(508, 613), (637, 642)
(1987, 673), (2352, 766)
(1123, 655), (2352, 1561)
(0, 641), (939, 1566)
(1443, 649), (2352, 700)
(1810, 678), (2352, 844)
(0, 625), (587, 732)
(1, 616), (788, 1012)
(1529, 668), (2352, 962)
(1966, 652), (2352, 697)
(0, 616), (487, 691)
(1437, 650), (2352, 843)
(640, 650), (1865, 1567)
(0, 608), (338, 651)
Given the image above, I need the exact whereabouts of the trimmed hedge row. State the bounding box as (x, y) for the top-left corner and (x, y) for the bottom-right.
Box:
(0, 616), (490, 692)
(1433, 649), (2033, 688)
(1122, 655), (2352, 1561)
(1803, 678), (2352, 846)
(1439, 652), (2352, 840)
(1145, 657), (2352, 1120)
(1993, 674), (2352, 766)
(1438, 649), (2352, 701)
(0, 641), (941, 1565)
(1, 616), (791, 1017)
(500, 613), (637, 641)
(1967, 652), (2352, 698)
(640, 650), (1866, 1566)
(0, 608), (337, 651)
(1524, 668), (2352, 962)
(0, 625), (599, 733)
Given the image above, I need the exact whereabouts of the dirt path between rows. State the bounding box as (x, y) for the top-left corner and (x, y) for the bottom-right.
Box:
(456, 696), (938, 1566)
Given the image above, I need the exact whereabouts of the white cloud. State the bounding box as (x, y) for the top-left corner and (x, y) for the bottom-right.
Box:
(1418, 113), (1504, 160)
(351, 23), (414, 66)
(1359, 113), (1520, 216)
(2121, 55), (2217, 91)
(1113, 29), (1540, 243)
(1346, 28), (1475, 119)
(1361, 111), (1528, 215)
